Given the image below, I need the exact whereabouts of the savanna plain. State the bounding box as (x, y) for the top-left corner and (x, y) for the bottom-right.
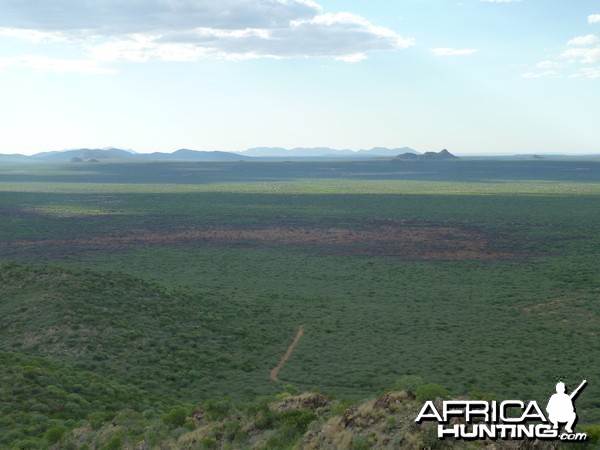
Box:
(0, 158), (599, 449)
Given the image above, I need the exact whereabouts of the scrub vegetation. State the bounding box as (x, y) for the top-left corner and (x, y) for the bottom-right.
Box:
(0, 159), (599, 448)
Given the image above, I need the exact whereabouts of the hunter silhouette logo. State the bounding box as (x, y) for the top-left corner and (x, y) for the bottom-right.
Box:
(415, 380), (589, 442)
(546, 380), (586, 434)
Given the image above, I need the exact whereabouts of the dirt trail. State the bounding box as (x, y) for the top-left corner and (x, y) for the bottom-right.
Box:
(270, 324), (304, 382)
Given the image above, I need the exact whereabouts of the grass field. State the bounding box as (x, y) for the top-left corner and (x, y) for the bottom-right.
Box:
(0, 159), (599, 448)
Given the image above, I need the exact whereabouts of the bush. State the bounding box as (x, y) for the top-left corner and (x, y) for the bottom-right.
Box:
(280, 409), (317, 433)
(200, 437), (218, 449)
(283, 384), (300, 395)
(21, 365), (43, 380)
(88, 411), (109, 430)
(162, 407), (188, 427)
(579, 425), (600, 444)
(205, 399), (231, 421)
(264, 425), (299, 449)
(45, 426), (66, 444)
(224, 420), (246, 442)
(416, 383), (449, 403)
(394, 375), (424, 394)
(9, 438), (43, 449)
(420, 423), (449, 449)
(351, 436), (371, 450)
(104, 433), (124, 450)
(254, 409), (277, 430)
(331, 399), (355, 416)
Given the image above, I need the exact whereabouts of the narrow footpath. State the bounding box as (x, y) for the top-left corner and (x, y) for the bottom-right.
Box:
(270, 324), (304, 382)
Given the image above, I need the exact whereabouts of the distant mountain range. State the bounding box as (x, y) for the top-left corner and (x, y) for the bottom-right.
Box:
(32, 148), (137, 162)
(0, 146), (420, 163)
(242, 146), (419, 158)
(137, 149), (252, 161)
(3, 147), (600, 163)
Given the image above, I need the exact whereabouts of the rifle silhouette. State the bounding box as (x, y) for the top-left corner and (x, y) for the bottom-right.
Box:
(569, 380), (587, 400)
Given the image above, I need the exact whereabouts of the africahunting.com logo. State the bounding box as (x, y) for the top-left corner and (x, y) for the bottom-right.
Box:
(415, 380), (588, 442)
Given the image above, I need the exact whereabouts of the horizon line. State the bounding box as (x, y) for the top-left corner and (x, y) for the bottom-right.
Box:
(2, 147), (600, 158)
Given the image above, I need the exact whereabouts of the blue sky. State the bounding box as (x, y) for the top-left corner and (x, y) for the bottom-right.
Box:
(0, 0), (599, 155)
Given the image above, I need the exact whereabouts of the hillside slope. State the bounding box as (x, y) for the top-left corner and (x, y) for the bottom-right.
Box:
(0, 349), (153, 448)
(0, 263), (285, 401)
(56, 389), (600, 449)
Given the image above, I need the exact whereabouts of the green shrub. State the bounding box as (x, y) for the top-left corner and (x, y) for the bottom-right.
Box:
(416, 383), (449, 403)
(280, 409), (316, 433)
(264, 425), (299, 449)
(162, 407), (188, 427)
(200, 437), (218, 449)
(394, 375), (424, 394)
(244, 396), (271, 416)
(21, 365), (43, 380)
(205, 399), (231, 421)
(87, 411), (109, 430)
(183, 417), (196, 430)
(283, 384), (300, 395)
(104, 433), (124, 450)
(331, 399), (355, 416)
(351, 436), (371, 450)
(254, 409), (277, 430)
(420, 424), (449, 449)
(223, 420), (247, 442)
(579, 424), (600, 444)
(8, 438), (43, 449)
(45, 426), (66, 444)
(470, 390), (498, 402)
(384, 416), (397, 431)
(275, 391), (292, 401)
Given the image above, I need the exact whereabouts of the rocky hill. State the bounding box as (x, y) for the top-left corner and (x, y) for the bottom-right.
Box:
(394, 149), (458, 161)
(55, 388), (599, 449)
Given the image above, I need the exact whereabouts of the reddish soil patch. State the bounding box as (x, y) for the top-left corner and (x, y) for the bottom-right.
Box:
(0, 221), (517, 260)
(270, 324), (304, 382)
(522, 297), (599, 323)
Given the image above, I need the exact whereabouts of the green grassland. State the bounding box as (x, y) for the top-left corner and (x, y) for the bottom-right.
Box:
(0, 159), (599, 448)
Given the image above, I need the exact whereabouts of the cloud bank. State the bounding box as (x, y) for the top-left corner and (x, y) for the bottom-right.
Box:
(0, 0), (322, 33)
(0, 0), (414, 69)
(523, 33), (600, 79)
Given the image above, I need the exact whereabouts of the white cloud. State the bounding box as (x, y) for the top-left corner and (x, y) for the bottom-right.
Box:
(88, 34), (270, 62)
(0, 55), (115, 74)
(0, 27), (67, 43)
(521, 70), (562, 79)
(89, 35), (213, 63)
(536, 60), (563, 69)
(562, 47), (600, 64)
(335, 53), (367, 63)
(577, 67), (600, 78)
(430, 47), (478, 56)
(88, 12), (414, 63)
(567, 34), (598, 46)
(588, 14), (600, 24)
(524, 32), (600, 80)
(0, 1), (414, 65)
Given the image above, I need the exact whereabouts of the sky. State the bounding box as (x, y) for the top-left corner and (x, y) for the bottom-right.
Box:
(0, 0), (599, 155)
